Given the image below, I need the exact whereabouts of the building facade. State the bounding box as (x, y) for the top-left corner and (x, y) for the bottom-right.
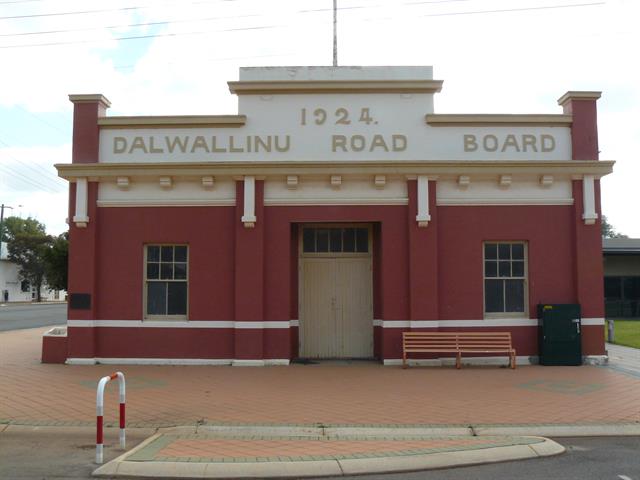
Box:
(1, 242), (64, 303)
(42, 66), (612, 365)
(603, 238), (640, 318)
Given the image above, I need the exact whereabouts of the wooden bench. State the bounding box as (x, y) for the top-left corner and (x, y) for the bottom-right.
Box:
(402, 332), (516, 369)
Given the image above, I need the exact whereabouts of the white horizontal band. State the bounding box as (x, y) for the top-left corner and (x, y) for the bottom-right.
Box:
(97, 200), (235, 207)
(66, 317), (604, 329)
(378, 318), (604, 327)
(384, 355), (536, 366)
(263, 198), (408, 206)
(437, 198), (574, 206)
(67, 320), (295, 329)
(67, 358), (290, 366)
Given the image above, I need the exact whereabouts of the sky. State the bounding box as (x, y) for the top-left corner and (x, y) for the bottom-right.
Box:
(0, 0), (638, 237)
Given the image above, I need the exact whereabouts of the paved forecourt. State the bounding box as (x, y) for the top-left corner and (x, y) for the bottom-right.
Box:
(1, 327), (639, 478)
(2, 327), (639, 428)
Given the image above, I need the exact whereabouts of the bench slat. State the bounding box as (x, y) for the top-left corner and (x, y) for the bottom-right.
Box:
(401, 331), (516, 370)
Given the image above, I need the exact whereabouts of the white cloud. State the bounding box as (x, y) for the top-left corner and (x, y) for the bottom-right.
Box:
(0, 0), (638, 236)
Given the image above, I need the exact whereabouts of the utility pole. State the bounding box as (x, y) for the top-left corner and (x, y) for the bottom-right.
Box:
(0, 204), (11, 243)
(333, 0), (338, 67)
(0, 203), (19, 245)
(0, 204), (12, 257)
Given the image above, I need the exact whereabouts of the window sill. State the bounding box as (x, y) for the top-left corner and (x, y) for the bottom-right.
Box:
(483, 312), (530, 320)
(144, 315), (188, 321)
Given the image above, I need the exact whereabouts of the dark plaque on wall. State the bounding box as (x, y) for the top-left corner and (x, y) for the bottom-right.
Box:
(69, 293), (91, 310)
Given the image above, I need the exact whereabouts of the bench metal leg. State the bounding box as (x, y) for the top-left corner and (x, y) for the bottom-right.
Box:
(456, 353), (461, 369)
(402, 351), (408, 369)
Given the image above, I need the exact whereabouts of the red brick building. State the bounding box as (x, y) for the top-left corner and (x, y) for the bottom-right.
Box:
(42, 67), (612, 366)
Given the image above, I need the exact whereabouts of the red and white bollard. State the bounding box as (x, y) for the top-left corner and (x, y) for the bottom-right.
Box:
(96, 371), (126, 464)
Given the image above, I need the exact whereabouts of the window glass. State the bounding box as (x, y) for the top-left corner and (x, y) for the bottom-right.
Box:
(316, 229), (329, 252)
(145, 244), (188, 318)
(512, 261), (525, 277)
(485, 261), (497, 278)
(623, 277), (640, 300)
(498, 261), (511, 277)
(161, 246), (173, 262)
(485, 280), (503, 312)
(604, 277), (622, 299)
(511, 244), (524, 260)
(147, 263), (159, 280)
(174, 246), (187, 262)
(330, 229), (342, 252)
(484, 243), (497, 260)
(356, 228), (368, 253)
(484, 242), (527, 314)
(303, 228), (315, 253)
(160, 263), (173, 280)
(147, 282), (167, 315)
(167, 283), (187, 315)
(343, 228), (355, 252)
(303, 227), (370, 254)
(505, 280), (525, 312)
(174, 263), (187, 280)
(147, 246), (160, 262)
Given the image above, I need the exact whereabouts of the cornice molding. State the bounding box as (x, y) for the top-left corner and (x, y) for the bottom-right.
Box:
(228, 80), (444, 95)
(98, 115), (246, 129)
(68, 94), (111, 108)
(557, 91), (602, 106)
(55, 160), (614, 181)
(426, 114), (572, 126)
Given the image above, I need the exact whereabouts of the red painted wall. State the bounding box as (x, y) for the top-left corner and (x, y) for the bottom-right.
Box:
(95, 206), (236, 321)
(96, 327), (234, 359)
(437, 205), (576, 320)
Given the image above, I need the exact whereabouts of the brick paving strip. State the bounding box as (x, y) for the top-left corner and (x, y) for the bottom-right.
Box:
(128, 434), (543, 463)
(92, 429), (565, 478)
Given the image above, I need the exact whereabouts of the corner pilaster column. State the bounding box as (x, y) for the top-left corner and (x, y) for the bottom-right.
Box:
(559, 91), (605, 355)
(407, 178), (439, 322)
(66, 95), (109, 359)
(234, 179), (265, 361)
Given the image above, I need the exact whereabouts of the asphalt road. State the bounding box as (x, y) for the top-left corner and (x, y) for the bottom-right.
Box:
(0, 433), (638, 479)
(0, 303), (66, 331)
(334, 436), (640, 480)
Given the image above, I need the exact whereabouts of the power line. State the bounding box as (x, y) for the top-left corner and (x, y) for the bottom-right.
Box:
(0, 24), (280, 49)
(112, 51), (295, 71)
(0, 0), (235, 21)
(0, 0), (43, 4)
(0, 138), (67, 192)
(417, 1), (605, 17)
(0, 12), (261, 38)
(0, 161), (63, 194)
(14, 104), (71, 136)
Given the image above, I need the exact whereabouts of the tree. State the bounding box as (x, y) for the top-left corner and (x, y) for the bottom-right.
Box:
(43, 231), (68, 291)
(601, 215), (628, 239)
(4, 217), (52, 302)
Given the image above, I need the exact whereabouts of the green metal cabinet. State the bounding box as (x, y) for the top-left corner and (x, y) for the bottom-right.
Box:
(537, 304), (582, 366)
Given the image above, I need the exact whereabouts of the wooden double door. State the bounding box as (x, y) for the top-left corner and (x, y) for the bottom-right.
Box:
(299, 225), (373, 359)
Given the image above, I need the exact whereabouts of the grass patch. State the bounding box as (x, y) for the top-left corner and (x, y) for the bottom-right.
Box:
(605, 319), (640, 349)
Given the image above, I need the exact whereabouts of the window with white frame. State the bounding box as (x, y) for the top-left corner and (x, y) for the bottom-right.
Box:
(145, 245), (188, 318)
(483, 242), (527, 315)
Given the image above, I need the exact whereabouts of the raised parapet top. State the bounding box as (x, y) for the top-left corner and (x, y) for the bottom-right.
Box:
(69, 94), (111, 108)
(238, 66), (434, 81)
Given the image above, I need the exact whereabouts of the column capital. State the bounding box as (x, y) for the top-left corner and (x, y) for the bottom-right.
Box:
(69, 94), (111, 109)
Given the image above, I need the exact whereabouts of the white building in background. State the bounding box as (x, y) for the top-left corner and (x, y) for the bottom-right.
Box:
(0, 242), (65, 303)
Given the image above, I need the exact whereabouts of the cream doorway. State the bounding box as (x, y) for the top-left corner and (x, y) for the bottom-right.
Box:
(299, 225), (373, 359)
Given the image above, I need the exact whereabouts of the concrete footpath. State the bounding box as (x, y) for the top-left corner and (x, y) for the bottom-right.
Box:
(1, 327), (639, 478)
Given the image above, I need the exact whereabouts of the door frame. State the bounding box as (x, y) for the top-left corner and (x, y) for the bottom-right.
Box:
(298, 223), (374, 359)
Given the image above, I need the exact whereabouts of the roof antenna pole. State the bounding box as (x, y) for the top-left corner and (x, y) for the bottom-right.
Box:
(333, 0), (338, 67)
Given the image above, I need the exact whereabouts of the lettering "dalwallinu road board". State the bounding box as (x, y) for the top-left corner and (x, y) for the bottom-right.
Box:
(113, 135), (291, 154)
